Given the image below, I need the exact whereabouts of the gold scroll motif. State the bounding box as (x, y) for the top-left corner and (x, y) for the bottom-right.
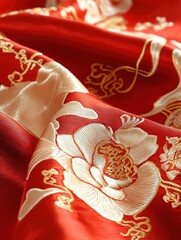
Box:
(161, 178), (181, 208)
(120, 215), (151, 240)
(159, 137), (181, 208)
(85, 39), (156, 99)
(162, 101), (181, 117)
(0, 39), (43, 86)
(42, 168), (74, 212)
(162, 101), (181, 129)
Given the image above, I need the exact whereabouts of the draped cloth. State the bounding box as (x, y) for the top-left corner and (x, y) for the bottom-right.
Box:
(0, 1), (181, 239)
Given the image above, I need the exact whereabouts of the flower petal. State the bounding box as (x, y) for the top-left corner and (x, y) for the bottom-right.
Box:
(130, 135), (158, 165)
(160, 153), (167, 162)
(169, 146), (181, 158)
(115, 128), (147, 147)
(93, 152), (106, 171)
(161, 162), (169, 171)
(74, 123), (112, 164)
(27, 123), (72, 179)
(166, 170), (179, 180)
(57, 134), (82, 158)
(64, 171), (124, 222)
(90, 166), (107, 187)
(176, 158), (181, 169)
(101, 186), (125, 200)
(116, 162), (160, 216)
(104, 175), (132, 189)
(72, 158), (100, 188)
(52, 101), (98, 123)
(18, 188), (63, 221)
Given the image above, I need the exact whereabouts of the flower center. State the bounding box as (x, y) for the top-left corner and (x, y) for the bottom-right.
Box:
(98, 142), (137, 182)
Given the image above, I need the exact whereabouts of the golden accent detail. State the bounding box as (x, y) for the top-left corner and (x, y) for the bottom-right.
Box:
(60, 6), (79, 20)
(85, 40), (153, 98)
(0, 39), (43, 86)
(42, 168), (74, 212)
(160, 137), (181, 179)
(42, 168), (59, 185)
(0, 8), (53, 18)
(162, 101), (181, 118)
(161, 101), (181, 129)
(98, 142), (137, 181)
(120, 215), (151, 240)
(160, 178), (181, 208)
(135, 17), (174, 31)
(96, 16), (127, 31)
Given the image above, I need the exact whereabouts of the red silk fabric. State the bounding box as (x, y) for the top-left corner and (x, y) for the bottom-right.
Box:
(0, 1), (181, 240)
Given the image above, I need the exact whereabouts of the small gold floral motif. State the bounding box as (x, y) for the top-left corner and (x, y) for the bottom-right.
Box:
(0, 39), (43, 85)
(160, 137), (181, 180)
(120, 215), (151, 240)
(163, 190), (181, 208)
(135, 17), (174, 31)
(160, 177), (181, 209)
(42, 168), (74, 212)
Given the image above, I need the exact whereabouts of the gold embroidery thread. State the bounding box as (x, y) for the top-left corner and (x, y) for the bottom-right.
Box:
(160, 178), (181, 208)
(135, 17), (174, 31)
(120, 215), (152, 240)
(85, 39), (156, 98)
(0, 39), (43, 85)
(42, 168), (74, 212)
(162, 101), (181, 117)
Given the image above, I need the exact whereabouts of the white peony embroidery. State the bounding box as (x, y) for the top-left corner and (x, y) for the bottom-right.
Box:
(26, 101), (98, 179)
(160, 137), (181, 180)
(57, 115), (159, 222)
